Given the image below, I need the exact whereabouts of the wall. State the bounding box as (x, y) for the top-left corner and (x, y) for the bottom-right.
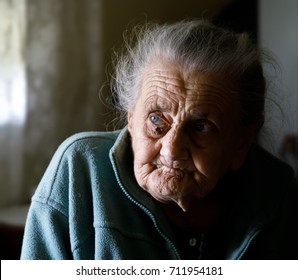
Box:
(101, 0), (232, 66)
(259, 0), (298, 173)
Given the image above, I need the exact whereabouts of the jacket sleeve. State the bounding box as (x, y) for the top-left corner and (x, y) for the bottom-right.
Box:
(20, 137), (76, 260)
(19, 133), (98, 260)
(20, 131), (120, 260)
(20, 200), (72, 259)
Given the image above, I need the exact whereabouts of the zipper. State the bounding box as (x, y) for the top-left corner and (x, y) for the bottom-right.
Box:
(110, 154), (181, 260)
(236, 227), (263, 260)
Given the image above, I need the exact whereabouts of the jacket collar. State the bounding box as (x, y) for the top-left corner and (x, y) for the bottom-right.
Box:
(109, 127), (179, 256)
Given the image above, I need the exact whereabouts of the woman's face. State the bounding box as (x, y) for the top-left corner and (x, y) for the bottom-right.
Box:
(128, 61), (254, 212)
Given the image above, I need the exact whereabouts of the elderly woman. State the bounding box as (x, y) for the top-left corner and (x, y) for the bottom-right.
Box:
(21, 19), (298, 260)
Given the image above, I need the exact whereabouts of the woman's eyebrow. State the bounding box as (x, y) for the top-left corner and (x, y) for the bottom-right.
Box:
(144, 96), (173, 112)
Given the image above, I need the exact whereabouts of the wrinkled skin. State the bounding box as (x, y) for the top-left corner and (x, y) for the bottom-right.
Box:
(128, 60), (259, 229)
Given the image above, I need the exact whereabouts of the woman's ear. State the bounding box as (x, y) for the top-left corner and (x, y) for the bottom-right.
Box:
(231, 117), (264, 170)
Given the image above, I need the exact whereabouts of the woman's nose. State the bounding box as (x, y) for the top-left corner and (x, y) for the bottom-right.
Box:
(160, 127), (189, 162)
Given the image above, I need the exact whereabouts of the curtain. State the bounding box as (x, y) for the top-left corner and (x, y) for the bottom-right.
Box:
(0, 0), (26, 207)
(0, 0), (105, 208)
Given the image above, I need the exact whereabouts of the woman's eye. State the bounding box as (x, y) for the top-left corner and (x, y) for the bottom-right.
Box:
(194, 122), (211, 133)
(148, 113), (168, 136)
(150, 114), (164, 126)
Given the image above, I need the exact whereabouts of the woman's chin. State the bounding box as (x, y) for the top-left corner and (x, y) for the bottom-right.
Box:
(145, 185), (201, 212)
(138, 171), (211, 211)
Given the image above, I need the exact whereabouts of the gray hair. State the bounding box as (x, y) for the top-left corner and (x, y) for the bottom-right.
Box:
(111, 19), (266, 127)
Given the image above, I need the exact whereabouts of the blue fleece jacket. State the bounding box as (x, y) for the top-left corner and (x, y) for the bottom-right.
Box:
(20, 128), (298, 259)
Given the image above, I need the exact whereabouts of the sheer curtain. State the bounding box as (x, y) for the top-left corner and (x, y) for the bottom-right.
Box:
(0, 0), (105, 208)
(0, 0), (26, 207)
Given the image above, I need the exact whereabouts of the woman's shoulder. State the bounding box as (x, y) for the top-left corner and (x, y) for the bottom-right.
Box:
(57, 130), (121, 154)
(239, 144), (297, 204)
(248, 144), (296, 182)
(31, 130), (122, 212)
(45, 130), (122, 168)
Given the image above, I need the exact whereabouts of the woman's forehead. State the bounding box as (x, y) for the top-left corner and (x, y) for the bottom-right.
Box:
(138, 61), (240, 108)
